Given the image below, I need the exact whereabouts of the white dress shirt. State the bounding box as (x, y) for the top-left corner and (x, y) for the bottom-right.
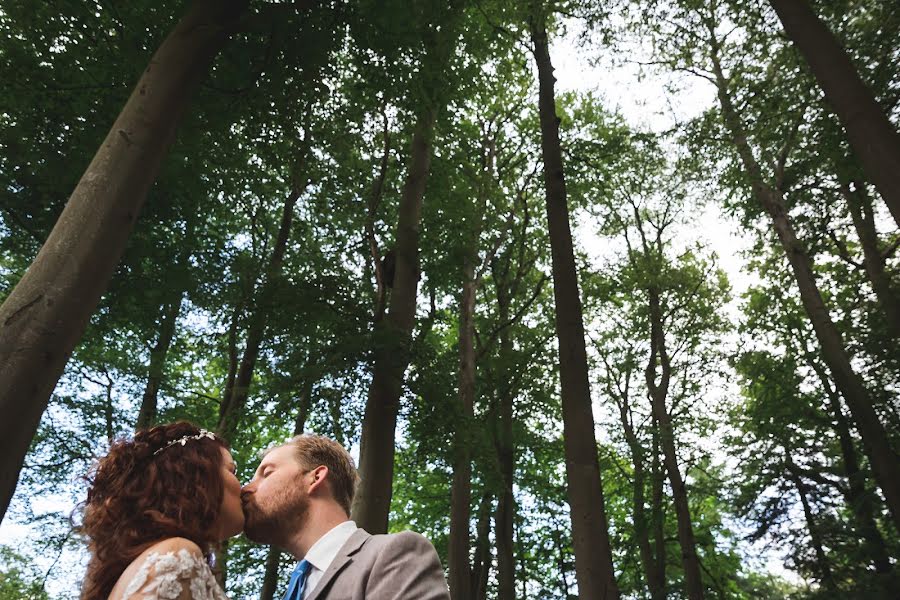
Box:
(300, 520), (359, 599)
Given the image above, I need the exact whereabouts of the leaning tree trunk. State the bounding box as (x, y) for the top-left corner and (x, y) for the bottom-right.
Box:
(135, 291), (183, 430)
(0, 0), (246, 525)
(769, 0), (900, 229)
(645, 289), (704, 600)
(529, 7), (620, 599)
(216, 179), (303, 439)
(706, 24), (900, 533)
(352, 108), (437, 533)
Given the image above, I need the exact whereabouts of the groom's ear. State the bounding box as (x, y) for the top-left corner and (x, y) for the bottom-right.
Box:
(308, 465), (329, 495)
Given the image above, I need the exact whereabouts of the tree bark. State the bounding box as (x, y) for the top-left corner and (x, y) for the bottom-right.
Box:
(841, 180), (900, 343)
(0, 0), (246, 525)
(529, 7), (619, 598)
(135, 293), (183, 430)
(352, 108), (436, 533)
(469, 492), (493, 600)
(493, 299), (516, 600)
(449, 259), (477, 600)
(645, 289), (704, 600)
(650, 419), (667, 592)
(618, 388), (665, 600)
(769, 0), (900, 229)
(706, 21), (900, 533)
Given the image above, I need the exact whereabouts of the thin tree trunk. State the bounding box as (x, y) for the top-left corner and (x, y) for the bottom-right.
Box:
(650, 416), (667, 591)
(492, 259), (517, 600)
(213, 164), (307, 588)
(529, 7), (619, 598)
(706, 21), (900, 533)
(449, 258), (477, 600)
(786, 460), (837, 591)
(769, 0), (900, 228)
(135, 293), (183, 430)
(618, 392), (665, 600)
(0, 0), (246, 524)
(469, 492), (493, 600)
(352, 108), (437, 534)
(841, 180), (900, 342)
(259, 547), (282, 600)
(645, 289), (704, 600)
(217, 177), (304, 438)
(260, 376), (316, 600)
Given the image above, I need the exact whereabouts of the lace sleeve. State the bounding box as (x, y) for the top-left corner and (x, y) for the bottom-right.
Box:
(121, 549), (227, 600)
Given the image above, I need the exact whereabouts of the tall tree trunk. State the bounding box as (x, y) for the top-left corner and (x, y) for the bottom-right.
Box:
(491, 259), (517, 600)
(449, 259), (477, 600)
(768, 0), (900, 228)
(352, 108), (436, 533)
(135, 293), (183, 430)
(841, 180), (900, 342)
(645, 289), (704, 600)
(618, 392), (665, 600)
(706, 21), (900, 533)
(469, 492), (493, 600)
(260, 376), (316, 600)
(529, 7), (619, 598)
(0, 0), (246, 525)
(650, 416), (667, 591)
(786, 459), (837, 591)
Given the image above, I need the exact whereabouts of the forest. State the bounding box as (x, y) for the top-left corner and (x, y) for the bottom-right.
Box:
(0, 0), (898, 598)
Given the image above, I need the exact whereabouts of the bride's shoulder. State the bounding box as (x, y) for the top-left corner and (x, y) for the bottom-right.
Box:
(110, 538), (224, 600)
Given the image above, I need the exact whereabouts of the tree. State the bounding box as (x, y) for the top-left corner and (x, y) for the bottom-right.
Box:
(0, 0), (248, 525)
(767, 0), (900, 229)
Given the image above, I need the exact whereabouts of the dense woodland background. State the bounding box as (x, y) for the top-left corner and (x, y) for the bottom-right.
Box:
(0, 0), (898, 598)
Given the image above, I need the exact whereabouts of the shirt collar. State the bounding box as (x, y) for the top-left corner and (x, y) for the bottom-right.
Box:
(303, 520), (359, 573)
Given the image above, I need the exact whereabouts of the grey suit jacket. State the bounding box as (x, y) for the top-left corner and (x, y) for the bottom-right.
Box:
(305, 529), (450, 600)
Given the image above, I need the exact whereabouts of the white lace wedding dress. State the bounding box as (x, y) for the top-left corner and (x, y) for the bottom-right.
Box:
(119, 548), (228, 600)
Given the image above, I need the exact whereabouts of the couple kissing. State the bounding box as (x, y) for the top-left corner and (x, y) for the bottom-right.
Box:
(80, 422), (449, 600)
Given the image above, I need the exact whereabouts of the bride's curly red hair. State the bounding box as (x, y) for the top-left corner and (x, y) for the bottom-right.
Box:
(79, 421), (230, 600)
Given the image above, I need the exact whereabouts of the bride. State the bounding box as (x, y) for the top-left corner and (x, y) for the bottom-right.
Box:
(80, 422), (244, 600)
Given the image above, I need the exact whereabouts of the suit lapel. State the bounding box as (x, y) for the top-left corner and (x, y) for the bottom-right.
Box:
(305, 529), (370, 600)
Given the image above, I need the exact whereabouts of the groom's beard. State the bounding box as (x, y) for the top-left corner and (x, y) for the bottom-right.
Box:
(242, 485), (310, 547)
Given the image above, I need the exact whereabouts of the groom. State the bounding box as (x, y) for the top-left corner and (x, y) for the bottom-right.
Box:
(241, 434), (450, 600)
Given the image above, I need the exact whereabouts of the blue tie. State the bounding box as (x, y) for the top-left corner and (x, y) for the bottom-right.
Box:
(283, 559), (312, 600)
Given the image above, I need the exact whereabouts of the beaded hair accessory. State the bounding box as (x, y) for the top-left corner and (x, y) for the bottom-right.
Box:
(153, 429), (217, 456)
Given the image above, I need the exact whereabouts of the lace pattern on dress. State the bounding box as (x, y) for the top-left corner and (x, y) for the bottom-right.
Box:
(121, 549), (228, 600)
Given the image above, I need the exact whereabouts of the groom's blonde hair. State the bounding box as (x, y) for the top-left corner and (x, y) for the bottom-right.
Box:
(282, 434), (359, 516)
